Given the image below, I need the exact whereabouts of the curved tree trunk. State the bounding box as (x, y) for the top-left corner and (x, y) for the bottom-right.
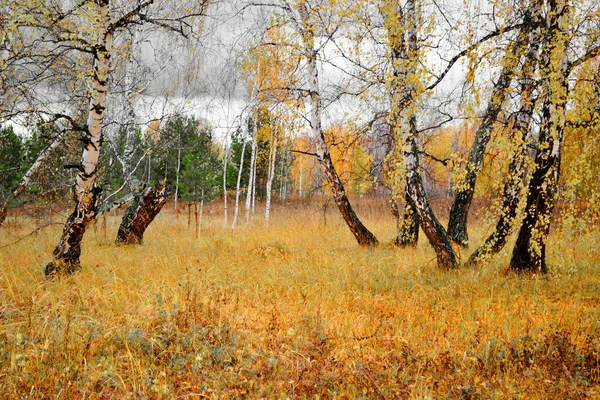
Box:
(298, 5), (377, 247)
(510, 0), (569, 273)
(45, 1), (112, 278)
(45, 188), (103, 277)
(384, 0), (457, 268)
(0, 130), (66, 228)
(467, 134), (529, 265)
(116, 180), (168, 245)
(468, 6), (543, 265)
(404, 119), (458, 269)
(447, 58), (515, 247)
(112, 27), (169, 246)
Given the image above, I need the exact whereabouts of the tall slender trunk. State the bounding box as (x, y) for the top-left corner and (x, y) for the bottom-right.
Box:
(174, 135), (181, 213)
(231, 128), (248, 231)
(45, 0), (112, 278)
(510, 0), (569, 273)
(199, 189), (204, 236)
(251, 146), (257, 215)
(120, 27), (142, 193)
(279, 149), (288, 201)
(298, 5), (377, 247)
(222, 137), (229, 229)
(298, 156), (304, 197)
(468, 7), (543, 265)
(265, 137), (278, 228)
(385, 0), (457, 268)
(245, 127), (257, 223)
(447, 60), (515, 247)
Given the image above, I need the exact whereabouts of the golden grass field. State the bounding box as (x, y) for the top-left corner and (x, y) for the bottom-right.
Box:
(1, 197), (599, 399)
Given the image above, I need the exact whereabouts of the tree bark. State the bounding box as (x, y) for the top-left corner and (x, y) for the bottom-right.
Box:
(0, 130), (67, 228)
(115, 180), (168, 245)
(265, 137), (278, 228)
(111, 27), (168, 246)
(394, 189), (419, 247)
(174, 134), (182, 213)
(404, 118), (458, 269)
(447, 58), (515, 247)
(384, 0), (457, 268)
(468, 6), (543, 265)
(298, 4), (378, 247)
(510, 0), (569, 273)
(0, 206), (7, 226)
(222, 137), (229, 229)
(231, 126), (248, 231)
(245, 126), (257, 224)
(45, 0), (112, 278)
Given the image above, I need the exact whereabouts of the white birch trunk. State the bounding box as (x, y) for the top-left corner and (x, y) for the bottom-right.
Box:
(385, 0), (457, 268)
(245, 126), (258, 223)
(45, 0), (112, 277)
(174, 135), (181, 213)
(13, 130), (66, 198)
(222, 137), (229, 229)
(265, 137), (278, 228)
(296, 4), (377, 247)
(299, 156), (303, 197)
(231, 124), (248, 231)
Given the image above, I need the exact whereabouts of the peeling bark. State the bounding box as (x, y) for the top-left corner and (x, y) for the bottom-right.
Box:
(45, 0), (112, 278)
(115, 180), (168, 245)
(45, 187), (102, 277)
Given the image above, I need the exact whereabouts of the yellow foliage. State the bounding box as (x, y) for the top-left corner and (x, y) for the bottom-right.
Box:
(323, 124), (374, 195)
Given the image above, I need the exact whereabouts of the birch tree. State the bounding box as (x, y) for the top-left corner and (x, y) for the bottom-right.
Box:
(468, 2), (544, 264)
(0, 0), (209, 277)
(382, 0), (458, 268)
(509, 0), (570, 273)
(446, 44), (521, 247)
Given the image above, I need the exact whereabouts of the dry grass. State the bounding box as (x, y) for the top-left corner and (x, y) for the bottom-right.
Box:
(0, 197), (599, 399)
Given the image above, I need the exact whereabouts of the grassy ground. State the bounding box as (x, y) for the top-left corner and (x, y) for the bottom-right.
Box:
(0, 197), (599, 399)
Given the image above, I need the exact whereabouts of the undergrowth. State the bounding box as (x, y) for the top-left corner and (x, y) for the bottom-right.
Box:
(0, 197), (599, 398)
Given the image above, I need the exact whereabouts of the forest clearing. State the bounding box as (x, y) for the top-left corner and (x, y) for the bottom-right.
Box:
(1, 197), (599, 398)
(2, 0), (600, 397)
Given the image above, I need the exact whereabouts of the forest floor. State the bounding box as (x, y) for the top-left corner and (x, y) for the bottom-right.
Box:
(0, 196), (599, 399)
